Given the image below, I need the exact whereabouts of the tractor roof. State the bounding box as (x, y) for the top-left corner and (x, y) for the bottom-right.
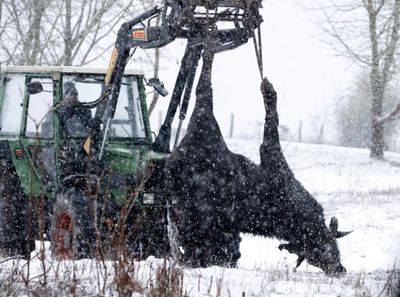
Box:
(0, 66), (144, 76)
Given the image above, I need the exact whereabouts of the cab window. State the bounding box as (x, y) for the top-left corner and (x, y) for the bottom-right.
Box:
(111, 76), (146, 139)
(0, 74), (25, 136)
(60, 74), (146, 140)
(61, 76), (100, 138)
(25, 78), (54, 138)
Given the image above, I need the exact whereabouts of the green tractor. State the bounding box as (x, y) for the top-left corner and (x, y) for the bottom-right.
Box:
(0, 66), (169, 259)
(0, 0), (263, 261)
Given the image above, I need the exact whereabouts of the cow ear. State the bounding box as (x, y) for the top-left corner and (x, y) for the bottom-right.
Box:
(329, 217), (338, 237)
(329, 217), (353, 238)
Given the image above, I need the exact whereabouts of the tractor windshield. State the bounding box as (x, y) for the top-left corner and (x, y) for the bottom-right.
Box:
(61, 74), (146, 139)
(111, 76), (146, 139)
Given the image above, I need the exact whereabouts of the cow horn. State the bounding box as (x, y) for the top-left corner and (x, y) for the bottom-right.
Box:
(336, 231), (353, 238)
(329, 217), (353, 238)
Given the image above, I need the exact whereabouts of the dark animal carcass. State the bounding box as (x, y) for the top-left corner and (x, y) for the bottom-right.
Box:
(164, 50), (249, 267)
(238, 78), (350, 275)
(164, 49), (350, 275)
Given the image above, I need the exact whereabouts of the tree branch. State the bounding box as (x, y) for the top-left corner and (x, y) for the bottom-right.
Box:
(381, 0), (400, 87)
(376, 101), (400, 124)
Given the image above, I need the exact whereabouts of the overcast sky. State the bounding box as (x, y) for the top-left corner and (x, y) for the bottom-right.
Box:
(147, 0), (358, 143)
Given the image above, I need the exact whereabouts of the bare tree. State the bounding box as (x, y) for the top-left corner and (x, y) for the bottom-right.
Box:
(0, 0), (171, 116)
(335, 70), (399, 148)
(0, 0), (47, 65)
(0, 0), (5, 49)
(0, 0), (157, 66)
(310, 0), (400, 158)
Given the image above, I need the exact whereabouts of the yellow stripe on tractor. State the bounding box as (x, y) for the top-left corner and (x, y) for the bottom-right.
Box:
(105, 48), (119, 86)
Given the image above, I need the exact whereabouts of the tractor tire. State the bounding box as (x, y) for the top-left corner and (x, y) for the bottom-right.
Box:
(50, 188), (95, 260)
(0, 144), (35, 258)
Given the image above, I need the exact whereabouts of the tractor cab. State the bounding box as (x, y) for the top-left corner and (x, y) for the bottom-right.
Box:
(0, 66), (169, 259)
(0, 66), (165, 202)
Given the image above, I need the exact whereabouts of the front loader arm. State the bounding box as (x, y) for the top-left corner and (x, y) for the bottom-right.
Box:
(96, 4), (180, 159)
(95, 0), (264, 157)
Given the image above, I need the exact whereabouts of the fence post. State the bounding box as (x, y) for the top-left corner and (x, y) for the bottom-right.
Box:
(298, 120), (302, 143)
(229, 113), (235, 138)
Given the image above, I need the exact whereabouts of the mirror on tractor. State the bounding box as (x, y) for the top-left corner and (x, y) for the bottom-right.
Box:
(27, 81), (53, 95)
(147, 78), (168, 97)
(27, 81), (44, 95)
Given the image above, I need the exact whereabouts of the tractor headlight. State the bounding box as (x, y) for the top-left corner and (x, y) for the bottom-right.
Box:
(143, 192), (155, 204)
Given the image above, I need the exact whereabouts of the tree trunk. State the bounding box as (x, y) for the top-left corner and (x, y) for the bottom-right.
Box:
(64, 0), (72, 66)
(31, 1), (47, 65)
(370, 71), (384, 159)
(370, 118), (384, 158)
(367, 1), (385, 159)
(22, 0), (46, 65)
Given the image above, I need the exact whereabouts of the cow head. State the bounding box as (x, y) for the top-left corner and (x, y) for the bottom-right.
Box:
(279, 217), (352, 276)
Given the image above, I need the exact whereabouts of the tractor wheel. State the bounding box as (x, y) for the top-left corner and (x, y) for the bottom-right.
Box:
(50, 188), (95, 260)
(0, 159), (35, 258)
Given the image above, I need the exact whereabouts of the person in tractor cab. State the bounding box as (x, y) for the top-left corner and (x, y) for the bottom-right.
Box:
(59, 81), (93, 138)
(59, 81), (99, 180)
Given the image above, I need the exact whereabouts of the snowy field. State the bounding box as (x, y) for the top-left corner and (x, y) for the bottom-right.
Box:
(1, 139), (399, 296)
(229, 139), (400, 297)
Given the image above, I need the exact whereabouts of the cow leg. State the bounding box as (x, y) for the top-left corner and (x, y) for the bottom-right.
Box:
(213, 232), (241, 267)
(165, 48), (241, 268)
(259, 78), (292, 176)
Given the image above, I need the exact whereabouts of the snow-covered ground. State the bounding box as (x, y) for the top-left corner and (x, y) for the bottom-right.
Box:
(227, 139), (400, 297)
(1, 139), (399, 296)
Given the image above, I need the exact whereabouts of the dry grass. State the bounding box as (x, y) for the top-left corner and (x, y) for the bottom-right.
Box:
(0, 254), (188, 296)
(147, 259), (187, 297)
(2, 254), (399, 296)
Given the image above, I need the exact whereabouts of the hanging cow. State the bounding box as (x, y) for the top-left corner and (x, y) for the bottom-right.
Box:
(163, 48), (351, 275)
(237, 77), (351, 275)
(164, 50), (244, 267)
